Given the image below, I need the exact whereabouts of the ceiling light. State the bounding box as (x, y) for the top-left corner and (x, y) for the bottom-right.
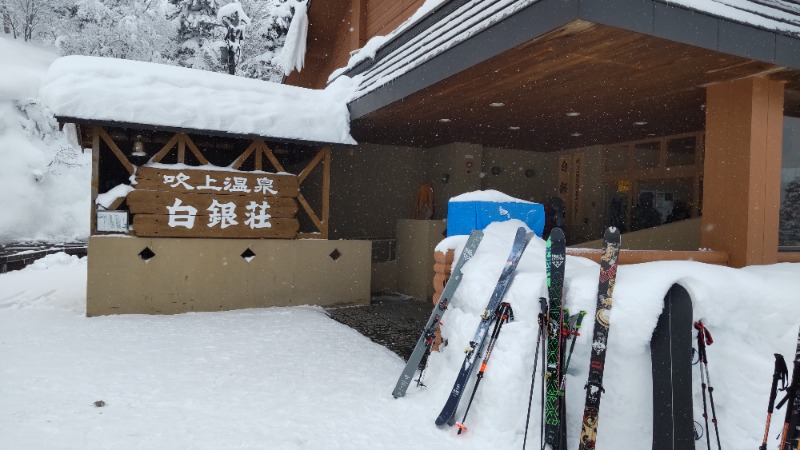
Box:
(509, 126), (520, 130)
(439, 118), (451, 123)
(490, 102), (505, 107)
(634, 121), (648, 126)
(571, 132), (582, 137)
(566, 111), (580, 117)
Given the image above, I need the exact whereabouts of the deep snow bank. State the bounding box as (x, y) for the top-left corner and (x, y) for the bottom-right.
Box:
(0, 36), (90, 243)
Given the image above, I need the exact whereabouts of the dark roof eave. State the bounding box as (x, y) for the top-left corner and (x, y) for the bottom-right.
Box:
(346, 0), (800, 121)
(55, 116), (342, 148)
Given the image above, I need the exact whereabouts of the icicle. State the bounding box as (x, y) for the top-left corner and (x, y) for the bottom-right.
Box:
(278, 0), (309, 76)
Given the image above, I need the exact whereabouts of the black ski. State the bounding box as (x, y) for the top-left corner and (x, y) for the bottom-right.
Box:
(392, 229), (484, 398)
(434, 227), (531, 427)
(544, 227), (567, 449)
(578, 227), (621, 450)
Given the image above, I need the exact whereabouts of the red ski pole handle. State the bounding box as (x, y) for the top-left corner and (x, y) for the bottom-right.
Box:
(694, 321), (714, 346)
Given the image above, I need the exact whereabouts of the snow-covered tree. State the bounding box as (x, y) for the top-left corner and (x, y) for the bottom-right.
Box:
(169, 0), (222, 70)
(780, 179), (800, 246)
(218, 1), (248, 74)
(52, 0), (175, 62)
(235, 0), (302, 82)
(1, 0), (58, 41)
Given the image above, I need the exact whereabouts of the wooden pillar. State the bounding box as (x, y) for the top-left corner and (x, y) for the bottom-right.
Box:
(350, 0), (367, 51)
(90, 126), (100, 235)
(702, 77), (784, 267)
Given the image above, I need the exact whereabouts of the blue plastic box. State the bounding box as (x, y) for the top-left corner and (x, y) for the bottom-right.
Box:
(447, 200), (545, 237)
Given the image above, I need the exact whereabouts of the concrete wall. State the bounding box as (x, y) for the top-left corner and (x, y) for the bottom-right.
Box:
(329, 144), (432, 239)
(87, 236), (371, 316)
(427, 143), (485, 219)
(481, 147), (557, 203)
(395, 219), (447, 300)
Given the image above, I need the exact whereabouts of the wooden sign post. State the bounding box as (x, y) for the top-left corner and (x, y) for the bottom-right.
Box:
(127, 166), (300, 238)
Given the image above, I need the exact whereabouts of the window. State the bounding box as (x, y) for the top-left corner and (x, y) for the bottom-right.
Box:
(779, 116), (800, 248)
(605, 145), (628, 172)
(634, 141), (660, 169)
(666, 136), (697, 166)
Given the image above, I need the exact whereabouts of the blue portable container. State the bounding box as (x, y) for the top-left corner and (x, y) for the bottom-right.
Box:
(446, 194), (545, 237)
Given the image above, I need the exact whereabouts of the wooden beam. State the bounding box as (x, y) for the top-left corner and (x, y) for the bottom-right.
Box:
(321, 147), (331, 239)
(297, 193), (324, 232)
(177, 134), (186, 163)
(351, 0), (367, 51)
(231, 141), (258, 169)
(183, 134), (210, 165)
(97, 127), (135, 175)
(262, 142), (286, 172)
(255, 143), (263, 170)
(298, 148), (325, 184)
(150, 133), (179, 163)
(91, 127), (100, 235)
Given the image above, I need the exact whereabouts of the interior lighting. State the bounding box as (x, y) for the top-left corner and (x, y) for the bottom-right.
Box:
(509, 126), (520, 130)
(634, 121), (648, 126)
(571, 132), (582, 137)
(566, 111), (580, 117)
(439, 118), (451, 123)
(490, 102), (505, 107)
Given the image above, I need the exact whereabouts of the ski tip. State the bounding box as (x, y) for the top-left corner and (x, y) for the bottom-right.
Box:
(434, 415), (451, 427)
(604, 226), (621, 239)
(550, 227), (565, 240)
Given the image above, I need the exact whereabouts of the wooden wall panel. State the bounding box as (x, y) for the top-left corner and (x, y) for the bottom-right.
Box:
(366, 0), (426, 39)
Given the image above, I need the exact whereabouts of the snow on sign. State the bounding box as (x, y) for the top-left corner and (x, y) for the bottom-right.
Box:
(127, 166), (300, 238)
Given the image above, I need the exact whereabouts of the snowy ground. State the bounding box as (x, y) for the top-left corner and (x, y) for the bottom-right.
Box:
(3, 224), (800, 449)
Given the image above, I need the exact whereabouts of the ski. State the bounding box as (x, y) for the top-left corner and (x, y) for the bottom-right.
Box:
(392, 229), (484, 398)
(777, 326), (800, 450)
(544, 227), (567, 449)
(434, 227), (531, 427)
(578, 227), (621, 450)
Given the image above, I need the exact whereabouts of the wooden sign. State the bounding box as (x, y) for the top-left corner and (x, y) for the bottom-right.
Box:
(128, 166), (300, 238)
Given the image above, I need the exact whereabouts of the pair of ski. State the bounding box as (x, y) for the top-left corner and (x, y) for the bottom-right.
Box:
(527, 227), (621, 450)
(762, 326), (800, 450)
(391, 227), (534, 429)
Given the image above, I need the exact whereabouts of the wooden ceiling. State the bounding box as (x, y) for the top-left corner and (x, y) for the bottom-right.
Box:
(350, 20), (800, 151)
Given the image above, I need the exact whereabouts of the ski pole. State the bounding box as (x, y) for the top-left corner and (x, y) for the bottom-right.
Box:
(563, 311), (587, 376)
(523, 298), (547, 450)
(456, 302), (514, 434)
(760, 354), (788, 450)
(777, 326), (800, 450)
(695, 320), (722, 450)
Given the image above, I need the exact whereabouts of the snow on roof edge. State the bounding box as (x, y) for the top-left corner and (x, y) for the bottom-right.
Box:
(41, 55), (358, 146)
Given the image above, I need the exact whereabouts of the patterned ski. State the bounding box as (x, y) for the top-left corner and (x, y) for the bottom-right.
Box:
(578, 227), (621, 450)
(544, 228), (567, 449)
(392, 229), (484, 398)
(435, 227), (532, 426)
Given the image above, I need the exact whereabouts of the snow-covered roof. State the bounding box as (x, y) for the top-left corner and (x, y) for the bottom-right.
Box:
(334, 0), (800, 104)
(41, 55), (357, 146)
(667, 0), (800, 33)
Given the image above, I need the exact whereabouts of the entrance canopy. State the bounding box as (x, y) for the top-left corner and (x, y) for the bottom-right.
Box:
(334, 0), (800, 151)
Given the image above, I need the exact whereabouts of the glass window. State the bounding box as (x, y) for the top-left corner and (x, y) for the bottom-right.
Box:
(634, 141), (660, 169)
(779, 116), (800, 248)
(666, 136), (696, 166)
(605, 146), (628, 172)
